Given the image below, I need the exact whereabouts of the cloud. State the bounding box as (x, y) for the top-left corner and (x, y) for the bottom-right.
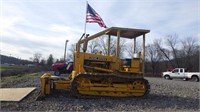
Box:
(1, 1), (86, 60)
(1, 0), (199, 61)
(1, 22), (84, 59)
(49, 24), (83, 42)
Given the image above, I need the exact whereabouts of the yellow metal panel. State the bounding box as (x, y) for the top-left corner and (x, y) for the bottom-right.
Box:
(40, 73), (52, 96)
(132, 59), (140, 72)
(93, 67), (113, 73)
(55, 79), (71, 90)
(71, 71), (76, 79)
(45, 82), (51, 94)
(83, 52), (114, 62)
(142, 34), (146, 76)
(74, 52), (85, 74)
(55, 83), (70, 90)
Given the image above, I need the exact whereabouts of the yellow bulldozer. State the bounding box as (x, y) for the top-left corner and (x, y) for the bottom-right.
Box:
(39, 27), (150, 98)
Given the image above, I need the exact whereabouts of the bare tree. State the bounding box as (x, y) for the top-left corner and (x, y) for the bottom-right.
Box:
(125, 41), (142, 58)
(40, 58), (46, 65)
(87, 40), (98, 53)
(146, 42), (162, 75)
(66, 44), (76, 61)
(95, 36), (127, 58)
(165, 34), (180, 67)
(154, 35), (199, 72)
(33, 53), (42, 64)
(118, 38), (127, 58)
(179, 37), (199, 71)
(47, 54), (54, 65)
(154, 38), (174, 69)
(95, 36), (108, 55)
(140, 34), (199, 75)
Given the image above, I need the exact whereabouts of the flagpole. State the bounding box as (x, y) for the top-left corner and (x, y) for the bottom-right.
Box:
(84, 1), (88, 36)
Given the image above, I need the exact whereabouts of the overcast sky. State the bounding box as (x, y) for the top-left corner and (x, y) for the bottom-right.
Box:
(1, 0), (199, 60)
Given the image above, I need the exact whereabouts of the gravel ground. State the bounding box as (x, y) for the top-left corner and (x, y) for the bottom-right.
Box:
(1, 73), (200, 112)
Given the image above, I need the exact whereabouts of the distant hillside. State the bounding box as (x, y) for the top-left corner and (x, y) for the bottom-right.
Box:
(0, 54), (33, 65)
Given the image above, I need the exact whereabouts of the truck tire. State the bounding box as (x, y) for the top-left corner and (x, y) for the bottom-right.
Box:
(164, 75), (172, 80)
(54, 71), (61, 76)
(191, 76), (199, 82)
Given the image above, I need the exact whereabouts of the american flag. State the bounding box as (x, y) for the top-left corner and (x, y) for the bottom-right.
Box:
(86, 4), (107, 28)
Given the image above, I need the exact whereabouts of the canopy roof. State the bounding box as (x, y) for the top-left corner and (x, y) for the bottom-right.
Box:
(79, 27), (150, 44)
(105, 27), (150, 39)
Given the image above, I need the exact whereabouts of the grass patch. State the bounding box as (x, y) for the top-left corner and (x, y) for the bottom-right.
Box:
(0, 66), (15, 71)
(1, 73), (39, 84)
(0, 66), (29, 72)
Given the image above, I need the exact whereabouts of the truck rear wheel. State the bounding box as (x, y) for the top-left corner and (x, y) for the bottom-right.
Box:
(191, 76), (199, 82)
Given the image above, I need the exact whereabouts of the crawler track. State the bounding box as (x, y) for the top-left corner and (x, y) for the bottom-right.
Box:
(70, 74), (150, 98)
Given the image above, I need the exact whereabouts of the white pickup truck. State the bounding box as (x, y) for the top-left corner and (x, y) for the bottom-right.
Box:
(162, 68), (200, 82)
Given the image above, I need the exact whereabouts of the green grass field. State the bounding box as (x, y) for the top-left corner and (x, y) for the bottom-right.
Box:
(0, 66), (29, 72)
(1, 73), (39, 84)
(0, 66), (40, 85)
(0, 66), (15, 71)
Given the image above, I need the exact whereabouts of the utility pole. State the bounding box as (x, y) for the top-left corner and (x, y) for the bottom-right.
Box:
(64, 40), (69, 62)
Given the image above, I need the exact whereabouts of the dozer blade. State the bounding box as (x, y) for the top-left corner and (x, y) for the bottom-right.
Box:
(38, 73), (71, 99)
